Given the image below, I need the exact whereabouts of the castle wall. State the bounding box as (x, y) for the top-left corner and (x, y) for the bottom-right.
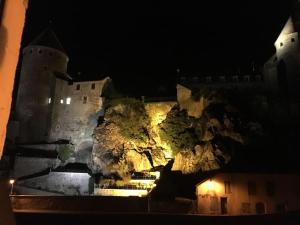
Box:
(18, 172), (91, 195)
(16, 46), (69, 143)
(49, 78), (109, 151)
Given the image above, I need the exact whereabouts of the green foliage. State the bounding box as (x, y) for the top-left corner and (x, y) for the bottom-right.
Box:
(158, 105), (200, 154)
(58, 145), (73, 162)
(105, 98), (150, 144)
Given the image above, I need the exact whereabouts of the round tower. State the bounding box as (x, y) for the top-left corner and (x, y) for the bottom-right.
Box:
(16, 29), (69, 143)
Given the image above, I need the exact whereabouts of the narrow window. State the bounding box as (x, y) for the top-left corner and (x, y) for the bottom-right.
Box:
(38, 49), (42, 54)
(266, 181), (275, 197)
(66, 97), (71, 105)
(280, 42), (283, 47)
(60, 99), (64, 104)
(248, 181), (257, 195)
(241, 202), (251, 213)
(276, 203), (286, 213)
(91, 83), (95, 89)
(224, 181), (231, 194)
(48, 98), (51, 104)
(291, 38), (295, 42)
(83, 96), (87, 104)
(76, 84), (80, 90)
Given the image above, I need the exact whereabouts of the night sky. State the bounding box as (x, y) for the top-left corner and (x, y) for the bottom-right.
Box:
(21, 0), (291, 96)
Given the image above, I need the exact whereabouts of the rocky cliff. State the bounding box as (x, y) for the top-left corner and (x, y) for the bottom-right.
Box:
(90, 88), (255, 178)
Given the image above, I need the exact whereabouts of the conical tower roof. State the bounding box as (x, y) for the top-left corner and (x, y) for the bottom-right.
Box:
(29, 28), (66, 54)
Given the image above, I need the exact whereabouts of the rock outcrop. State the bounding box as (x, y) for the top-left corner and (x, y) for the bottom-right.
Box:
(172, 143), (231, 174)
(90, 88), (254, 178)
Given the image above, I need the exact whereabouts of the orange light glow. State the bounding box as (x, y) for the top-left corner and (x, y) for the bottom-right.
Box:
(198, 179), (222, 195)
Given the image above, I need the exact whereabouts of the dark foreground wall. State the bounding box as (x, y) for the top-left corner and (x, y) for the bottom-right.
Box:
(10, 195), (148, 212)
(14, 212), (300, 225)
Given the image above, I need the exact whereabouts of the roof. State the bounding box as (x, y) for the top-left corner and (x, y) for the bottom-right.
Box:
(28, 28), (67, 54)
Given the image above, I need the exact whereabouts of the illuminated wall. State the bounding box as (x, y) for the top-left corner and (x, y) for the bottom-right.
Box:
(48, 77), (110, 149)
(196, 173), (300, 215)
(94, 188), (148, 197)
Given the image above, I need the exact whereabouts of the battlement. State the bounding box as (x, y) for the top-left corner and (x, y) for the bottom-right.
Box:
(178, 74), (263, 85)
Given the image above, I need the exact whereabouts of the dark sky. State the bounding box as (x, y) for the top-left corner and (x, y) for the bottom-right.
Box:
(21, 0), (291, 96)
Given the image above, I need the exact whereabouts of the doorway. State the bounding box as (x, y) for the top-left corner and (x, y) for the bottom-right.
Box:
(220, 197), (228, 214)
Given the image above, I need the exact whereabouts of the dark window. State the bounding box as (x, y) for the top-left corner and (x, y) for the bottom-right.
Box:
(248, 181), (257, 195)
(49, 52), (53, 56)
(266, 181), (275, 197)
(83, 96), (87, 104)
(91, 83), (95, 89)
(280, 42), (283, 47)
(38, 49), (42, 54)
(224, 181), (231, 194)
(30, 49), (33, 54)
(291, 38), (295, 42)
(241, 202), (251, 213)
(76, 84), (80, 90)
(255, 202), (265, 214)
(220, 197), (228, 214)
(276, 203), (286, 213)
(43, 66), (48, 71)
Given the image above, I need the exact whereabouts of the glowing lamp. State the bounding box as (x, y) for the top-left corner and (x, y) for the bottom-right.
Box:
(9, 179), (15, 195)
(207, 179), (214, 191)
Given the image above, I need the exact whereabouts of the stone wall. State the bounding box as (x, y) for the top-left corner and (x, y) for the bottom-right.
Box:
(14, 156), (58, 178)
(18, 172), (91, 195)
(49, 77), (110, 150)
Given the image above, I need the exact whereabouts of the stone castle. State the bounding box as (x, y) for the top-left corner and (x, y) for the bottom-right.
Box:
(7, 4), (300, 195)
(15, 29), (112, 153)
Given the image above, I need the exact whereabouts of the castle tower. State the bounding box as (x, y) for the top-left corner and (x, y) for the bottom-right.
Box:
(264, 1), (300, 116)
(16, 28), (69, 143)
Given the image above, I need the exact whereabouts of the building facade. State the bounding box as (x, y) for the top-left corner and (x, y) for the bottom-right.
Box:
(196, 173), (300, 215)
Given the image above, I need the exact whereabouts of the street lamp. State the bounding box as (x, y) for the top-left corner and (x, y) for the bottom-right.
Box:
(9, 179), (15, 195)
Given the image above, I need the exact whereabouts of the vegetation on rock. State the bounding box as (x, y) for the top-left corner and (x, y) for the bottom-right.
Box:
(91, 89), (259, 177)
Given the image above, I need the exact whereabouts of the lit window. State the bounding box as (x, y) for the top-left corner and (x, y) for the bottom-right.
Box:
(76, 84), (80, 90)
(48, 98), (51, 104)
(60, 99), (64, 104)
(91, 83), (95, 89)
(83, 96), (87, 104)
(66, 97), (71, 105)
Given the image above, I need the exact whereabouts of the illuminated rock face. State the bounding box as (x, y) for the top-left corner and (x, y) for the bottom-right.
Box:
(90, 100), (174, 178)
(91, 92), (246, 177)
(172, 144), (231, 174)
(176, 84), (211, 118)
